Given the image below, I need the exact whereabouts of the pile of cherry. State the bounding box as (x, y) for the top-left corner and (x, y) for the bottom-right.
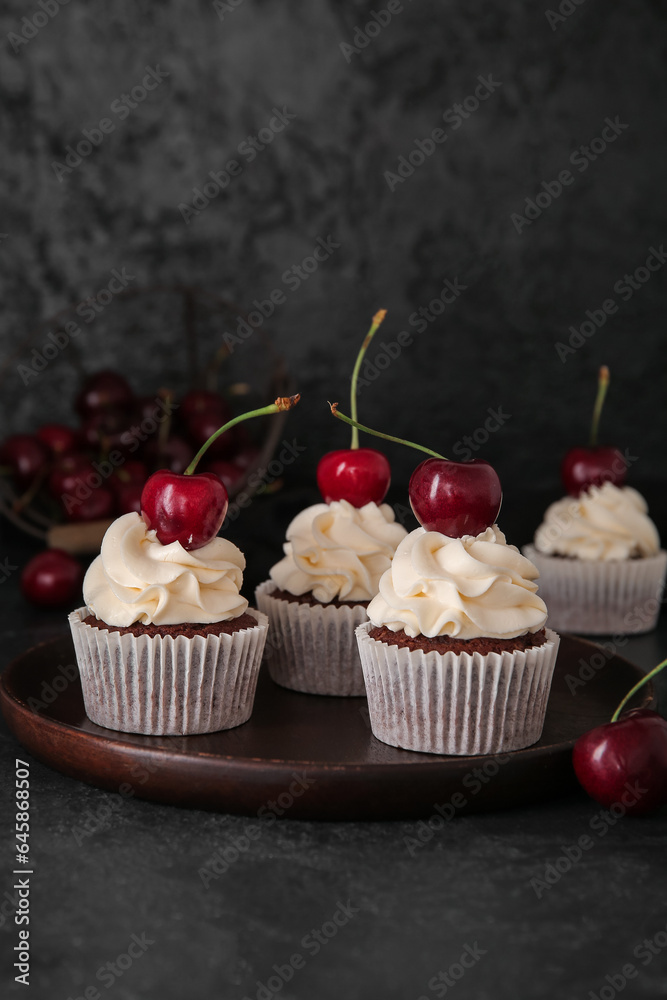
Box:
(0, 370), (258, 525)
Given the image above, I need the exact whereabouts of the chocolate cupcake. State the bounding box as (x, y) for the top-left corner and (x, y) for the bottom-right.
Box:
(356, 524), (560, 755)
(69, 512), (268, 735)
(255, 499), (407, 695)
(524, 483), (667, 634)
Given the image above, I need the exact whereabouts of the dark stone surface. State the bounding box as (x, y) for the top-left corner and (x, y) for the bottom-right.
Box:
(1, 502), (667, 999)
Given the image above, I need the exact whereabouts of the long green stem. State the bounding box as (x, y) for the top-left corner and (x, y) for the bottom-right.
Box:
(329, 403), (447, 460)
(590, 365), (610, 447)
(185, 395), (300, 475)
(350, 309), (387, 449)
(611, 656), (667, 722)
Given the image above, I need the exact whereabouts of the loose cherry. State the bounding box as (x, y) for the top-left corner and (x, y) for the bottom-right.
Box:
(572, 654), (667, 815)
(317, 449), (391, 507)
(143, 435), (193, 475)
(36, 424), (79, 456)
(21, 549), (85, 608)
(0, 434), (50, 489)
(75, 371), (134, 417)
(573, 709), (667, 816)
(114, 481), (144, 515)
(140, 395), (299, 550)
(561, 365), (627, 496)
(409, 458), (502, 537)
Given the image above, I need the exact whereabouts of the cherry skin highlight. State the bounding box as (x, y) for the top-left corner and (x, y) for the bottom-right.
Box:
(140, 470), (228, 550)
(409, 458), (502, 537)
(572, 709), (667, 815)
(560, 446), (626, 496)
(317, 448), (391, 507)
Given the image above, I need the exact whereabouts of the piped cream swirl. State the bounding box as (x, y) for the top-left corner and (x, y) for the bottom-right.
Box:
(269, 499), (408, 603)
(367, 525), (547, 639)
(83, 512), (248, 626)
(534, 483), (660, 561)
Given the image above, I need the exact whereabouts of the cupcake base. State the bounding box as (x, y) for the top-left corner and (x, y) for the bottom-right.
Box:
(356, 623), (560, 756)
(523, 545), (667, 635)
(255, 580), (368, 696)
(68, 606), (269, 735)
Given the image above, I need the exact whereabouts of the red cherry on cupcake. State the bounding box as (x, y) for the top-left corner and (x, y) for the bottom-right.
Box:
(317, 448), (391, 507)
(141, 469), (228, 549)
(0, 434), (50, 489)
(140, 395), (300, 550)
(409, 458), (502, 537)
(21, 549), (85, 607)
(318, 309), (392, 507)
(573, 709), (667, 816)
(561, 365), (627, 496)
(328, 404), (503, 538)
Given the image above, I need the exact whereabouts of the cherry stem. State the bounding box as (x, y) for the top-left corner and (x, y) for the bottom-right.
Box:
(157, 388), (173, 453)
(611, 655), (667, 722)
(350, 309), (387, 450)
(590, 365), (610, 447)
(329, 403), (447, 460)
(185, 394), (300, 475)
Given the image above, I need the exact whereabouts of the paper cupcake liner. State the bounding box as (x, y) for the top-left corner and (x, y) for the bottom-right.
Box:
(255, 580), (368, 696)
(523, 546), (667, 635)
(355, 623), (560, 756)
(68, 607), (269, 735)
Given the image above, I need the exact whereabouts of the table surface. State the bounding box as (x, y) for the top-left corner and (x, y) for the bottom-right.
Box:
(1, 490), (666, 1000)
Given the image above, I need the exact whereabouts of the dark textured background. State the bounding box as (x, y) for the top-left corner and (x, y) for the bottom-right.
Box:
(2, 4), (667, 998)
(1, 0), (666, 509)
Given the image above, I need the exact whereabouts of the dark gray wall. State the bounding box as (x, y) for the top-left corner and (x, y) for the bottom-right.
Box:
(1, 0), (666, 501)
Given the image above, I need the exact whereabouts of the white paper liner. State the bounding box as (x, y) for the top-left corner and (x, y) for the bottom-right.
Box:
(355, 623), (560, 756)
(523, 545), (667, 635)
(255, 580), (368, 695)
(68, 606), (269, 735)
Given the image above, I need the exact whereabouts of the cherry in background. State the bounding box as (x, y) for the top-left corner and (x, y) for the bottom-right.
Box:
(317, 310), (392, 508)
(561, 365), (627, 496)
(36, 424), (79, 457)
(21, 549), (84, 608)
(0, 435), (50, 489)
(75, 371), (134, 417)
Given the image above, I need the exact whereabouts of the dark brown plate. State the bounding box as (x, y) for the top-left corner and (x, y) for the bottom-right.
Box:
(0, 634), (655, 820)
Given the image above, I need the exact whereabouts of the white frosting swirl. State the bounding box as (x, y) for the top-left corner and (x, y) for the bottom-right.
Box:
(367, 525), (547, 639)
(83, 512), (248, 626)
(270, 499), (408, 603)
(534, 483), (660, 561)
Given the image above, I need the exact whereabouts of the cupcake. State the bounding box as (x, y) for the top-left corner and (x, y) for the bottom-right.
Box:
(255, 498), (407, 695)
(524, 482), (666, 635)
(356, 524), (560, 755)
(69, 511), (268, 735)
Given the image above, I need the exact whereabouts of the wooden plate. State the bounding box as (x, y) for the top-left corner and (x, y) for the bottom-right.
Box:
(0, 634), (655, 820)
